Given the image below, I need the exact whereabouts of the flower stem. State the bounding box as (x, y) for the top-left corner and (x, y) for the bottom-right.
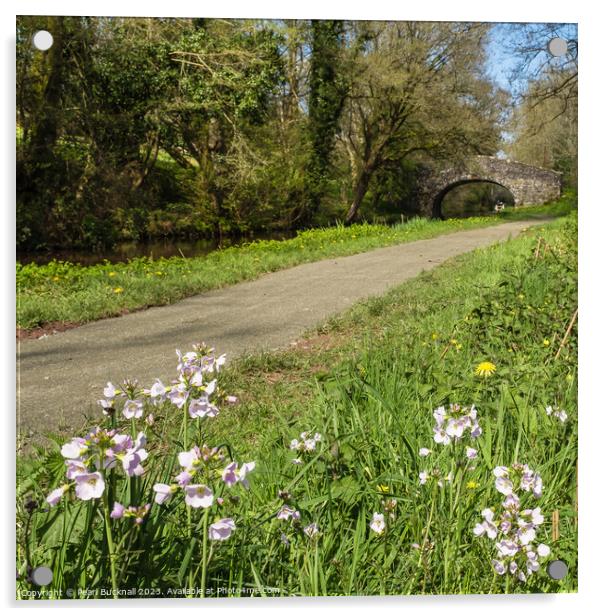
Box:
(200, 508), (209, 598)
(102, 492), (119, 596)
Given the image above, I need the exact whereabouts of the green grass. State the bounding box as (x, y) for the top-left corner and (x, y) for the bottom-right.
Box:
(16, 194), (575, 331)
(17, 213), (577, 597)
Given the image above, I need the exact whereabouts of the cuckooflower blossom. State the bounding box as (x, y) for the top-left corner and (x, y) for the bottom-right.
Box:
(153, 483), (176, 505)
(46, 484), (69, 507)
(418, 448), (431, 457)
(304, 523), (319, 539)
(221, 461), (256, 489)
(184, 484), (214, 509)
(431, 404), (481, 446)
(473, 509), (498, 539)
(466, 447), (478, 459)
(208, 518), (236, 541)
(110, 502), (126, 519)
(370, 512), (386, 535)
(74, 472), (105, 501)
(277, 505), (300, 521)
(168, 383), (189, 409)
(123, 399), (144, 420)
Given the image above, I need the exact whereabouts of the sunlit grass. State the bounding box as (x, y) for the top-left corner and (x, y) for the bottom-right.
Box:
(16, 194), (575, 330)
(17, 214), (577, 597)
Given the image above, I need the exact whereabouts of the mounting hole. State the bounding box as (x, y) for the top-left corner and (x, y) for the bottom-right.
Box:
(32, 30), (54, 51)
(547, 559), (569, 580)
(547, 37), (568, 57)
(31, 566), (53, 586)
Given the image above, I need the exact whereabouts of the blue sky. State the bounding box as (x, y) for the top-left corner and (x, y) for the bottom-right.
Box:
(485, 22), (578, 98)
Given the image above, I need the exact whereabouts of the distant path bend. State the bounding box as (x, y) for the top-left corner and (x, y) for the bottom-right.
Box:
(17, 219), (548, 441)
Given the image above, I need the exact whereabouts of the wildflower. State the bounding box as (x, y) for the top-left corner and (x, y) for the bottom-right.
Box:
(431, 404), (481, 446)
(104, 382), (119, 399)
(110, 502), (126, 519)
(188, 396), (219, 419)
(221, 461), (256, 489)
(153, 483), (176, 505)
(419, 471), (429, 485)
(466, 447), (478, 460)
(108, 272), (116, 277)
(376, 484), (390, 494)
(61, 437), (87, 460)
(370, 512), (386, 535)
(495, 476), (514, 496)
(475, 464), (551, 582)
(46, 485), (69, 507)
(466, 480), (479, 490)
(543, 339), (550, 346)
(147, 379), (166, 404)
(492, 560), (507, 575)
(277, 505), (300, 521)
(74, 472), (105, 501)
(473, 509), (498, 539)
(184, 484), (214, 509)
(123, 399), (144, 420)
(208, 518), (236, 541)
(113, 287), (123, 294)
(290, 431), (323, 454)
(546, 406), (568, 423)
(418, 448), (431, 457)
(304, 522), (319, 539)
(168, 383), (188, 409)
(475, 361), (496, 377)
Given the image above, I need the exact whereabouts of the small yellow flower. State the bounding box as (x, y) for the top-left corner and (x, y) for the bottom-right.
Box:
(466, 480), (479, 490)
(450, 338), (458, 345)
(113, 287), (124, 294)
(543, 339), (550, 347)
(52, 276), (59, 282)
(108, 272), (116, 277)
(376, 484), (390, 494)
(475, 361), (496, 377)
(431, 332), (438, 340)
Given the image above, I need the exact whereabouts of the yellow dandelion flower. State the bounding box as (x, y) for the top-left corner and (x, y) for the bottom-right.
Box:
(475, 361), (496, 377)
(113, 287), (124, 294)
(543, 339), (550, 347)
(466, 480), (479, 490)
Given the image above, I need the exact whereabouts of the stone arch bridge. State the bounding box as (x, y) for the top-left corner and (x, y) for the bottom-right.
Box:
(415, 156), (562, 218)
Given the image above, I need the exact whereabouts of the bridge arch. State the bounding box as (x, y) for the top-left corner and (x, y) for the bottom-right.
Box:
(432, 178), (515, 219)
(415, 156), (562, 218)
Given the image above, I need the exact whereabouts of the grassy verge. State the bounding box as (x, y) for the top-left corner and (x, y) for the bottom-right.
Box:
(16, 194), (575, 331)
(18, 213), (577, 596)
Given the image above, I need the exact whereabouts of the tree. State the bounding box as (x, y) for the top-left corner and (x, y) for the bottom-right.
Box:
(161, 19), (284, 236)
(506, 69), (577, 186)
(291, 20), (347, 227)
(338, 22), (503, 223)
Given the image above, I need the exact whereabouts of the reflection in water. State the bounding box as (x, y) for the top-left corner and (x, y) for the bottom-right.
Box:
(440, 182), (515, 219)
(17, 233), (295, 266)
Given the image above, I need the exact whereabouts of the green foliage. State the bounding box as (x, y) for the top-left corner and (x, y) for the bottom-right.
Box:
(16, 197), (573, 330)
(17, 217), (577, 596)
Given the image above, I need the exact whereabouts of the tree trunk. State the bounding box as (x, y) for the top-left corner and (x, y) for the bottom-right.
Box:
(344, 165), (373, 224)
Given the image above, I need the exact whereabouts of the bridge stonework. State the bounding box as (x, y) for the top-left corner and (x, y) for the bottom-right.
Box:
(415, 156), (562, 218)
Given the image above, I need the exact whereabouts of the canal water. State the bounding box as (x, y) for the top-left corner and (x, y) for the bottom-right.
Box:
(17, 233), (295, 266)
